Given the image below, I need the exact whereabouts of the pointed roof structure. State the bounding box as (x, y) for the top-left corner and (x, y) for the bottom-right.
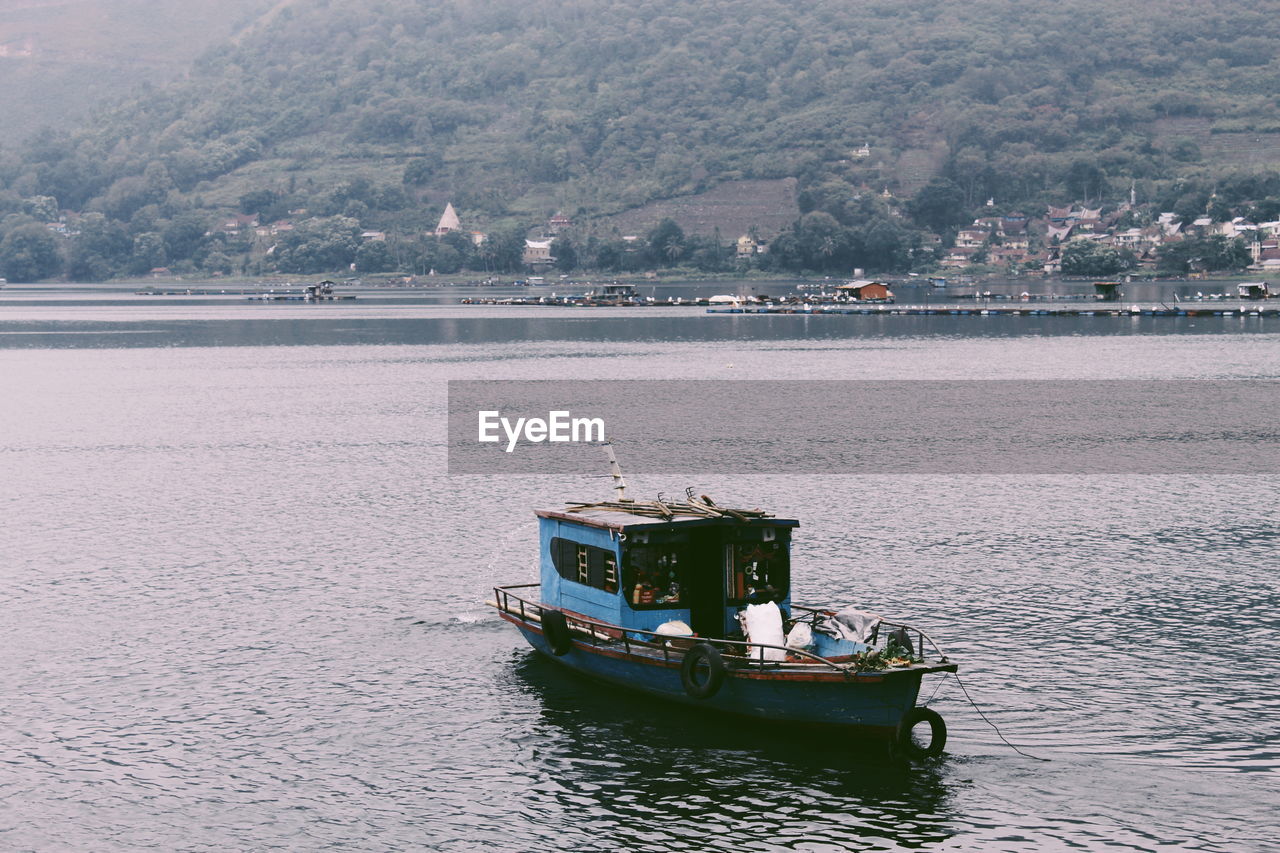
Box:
(435, 202), (460, 236)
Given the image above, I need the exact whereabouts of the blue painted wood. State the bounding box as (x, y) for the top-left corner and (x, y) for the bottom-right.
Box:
(538, 516), (623, 625)
(537, 512), (796, 636)
(514, 622), (922, 731)
(511, 506), (937, 731)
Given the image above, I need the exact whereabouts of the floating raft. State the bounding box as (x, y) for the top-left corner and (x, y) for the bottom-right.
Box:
(245, 293), (357, 301)
(462, 296), (682, 306)
(459, 293), (1278, 316)
(706, 303), (1279, 318)
(135, 288), (261, 296)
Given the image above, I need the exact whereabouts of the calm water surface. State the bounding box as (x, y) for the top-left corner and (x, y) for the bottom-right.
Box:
(1, 293), (1277, 851)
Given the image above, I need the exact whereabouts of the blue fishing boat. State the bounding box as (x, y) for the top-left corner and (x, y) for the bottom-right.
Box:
(490, 451), (957, 758)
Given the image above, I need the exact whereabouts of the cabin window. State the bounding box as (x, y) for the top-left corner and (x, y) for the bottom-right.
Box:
(550, 537), (619, 594)
(727, 540), (789, 605)
(623, 544), (687, 609)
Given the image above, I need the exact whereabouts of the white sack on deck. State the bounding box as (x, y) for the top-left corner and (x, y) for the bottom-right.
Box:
(785, 621), (813, 650)
(743, 601), (787, 661)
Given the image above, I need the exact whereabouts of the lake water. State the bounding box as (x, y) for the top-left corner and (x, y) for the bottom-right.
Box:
(2, 288), (1278, 851)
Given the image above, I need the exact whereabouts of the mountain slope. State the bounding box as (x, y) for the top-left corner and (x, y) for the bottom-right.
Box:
(11, 1), (1280, 212)
(0, 0), (280, 144)
(2, 0), (1279, 279)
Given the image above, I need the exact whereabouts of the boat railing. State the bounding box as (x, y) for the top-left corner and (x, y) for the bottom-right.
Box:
(491, 584), (948, 674)
(789, 602), (950, 663)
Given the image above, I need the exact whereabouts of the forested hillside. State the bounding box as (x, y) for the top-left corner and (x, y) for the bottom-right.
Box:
(2, 0), (1279, 280)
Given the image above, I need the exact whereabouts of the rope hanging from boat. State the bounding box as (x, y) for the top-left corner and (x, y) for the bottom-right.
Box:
(947, 672), (1050, 762)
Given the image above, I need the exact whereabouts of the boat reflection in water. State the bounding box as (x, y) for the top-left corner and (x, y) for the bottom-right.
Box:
(504, 650), (957, 850)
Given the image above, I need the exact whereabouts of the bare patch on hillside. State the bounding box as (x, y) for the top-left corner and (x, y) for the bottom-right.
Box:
(893, 143), (949, 196)
(1153, 118), (1280, 168)
(602, 179), (798, 239)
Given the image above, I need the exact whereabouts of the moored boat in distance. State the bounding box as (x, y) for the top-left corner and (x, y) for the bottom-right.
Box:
(490, 452), (956, 758)
(1238, 281), (1274, 300)
(246, 280), (356, 302)
(835, 279), (895, 303)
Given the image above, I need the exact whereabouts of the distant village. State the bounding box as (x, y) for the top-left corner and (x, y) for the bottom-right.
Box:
(509, 200), (1280, 276)
(34, 192), (1280, 280)
(935, 203), (1280, 274)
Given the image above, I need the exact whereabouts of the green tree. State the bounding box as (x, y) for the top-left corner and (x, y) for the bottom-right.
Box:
(552, 237), (577, 271)
(908, 178), (968, 232)
(68, 213), (132, 280)
(858, 218), (909, 271)
(127, 232), (167, 276)
(481, 228), (527, 273)
(1064, 159), (1107, 202)
(239, 188), (282, 218)
(403, 159), (437, 186)
(796, 211), (852, 271)
(646, 218), (686, 266)
(23, 195), (60, 222)
(200, 250), (237, 275)
(1060, 239), (1136, 275)
(274, 216), (362, 273)
(592, 239), (624, 271)
(689, 229), (728, 272)
(1157, 236), (1251, 273)
(0, 222), (62, 281)
(354, 239), (395, 273)
(162, 213), (211, 262)
(431, 242), (464, 274)
(765, 230), (801, 270)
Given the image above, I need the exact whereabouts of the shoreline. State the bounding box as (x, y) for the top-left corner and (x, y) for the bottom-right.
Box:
(3, 269), (1272, 290)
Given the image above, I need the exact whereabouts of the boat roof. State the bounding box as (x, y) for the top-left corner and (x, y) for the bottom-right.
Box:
(536, 497), (799, 532)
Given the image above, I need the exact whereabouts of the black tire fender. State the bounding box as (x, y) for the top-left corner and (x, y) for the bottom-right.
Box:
(541, 610), (573, 656)
(680, 642), (726, 699)
(896, 707), (947, 759)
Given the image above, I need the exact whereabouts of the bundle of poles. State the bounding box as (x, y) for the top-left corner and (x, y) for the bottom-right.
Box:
(564, 493), (769, 522)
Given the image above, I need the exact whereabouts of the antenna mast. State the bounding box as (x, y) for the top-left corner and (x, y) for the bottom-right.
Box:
(604, 441), (630, 502)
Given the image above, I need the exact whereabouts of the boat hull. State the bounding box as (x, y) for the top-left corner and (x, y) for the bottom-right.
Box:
(508, 615), (931, 734)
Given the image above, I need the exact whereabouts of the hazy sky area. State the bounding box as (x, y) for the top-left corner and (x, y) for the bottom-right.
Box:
(0, 0), (276, 143)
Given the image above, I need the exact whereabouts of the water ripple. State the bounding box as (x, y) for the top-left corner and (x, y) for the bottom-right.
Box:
(2, 335), (1278, 850)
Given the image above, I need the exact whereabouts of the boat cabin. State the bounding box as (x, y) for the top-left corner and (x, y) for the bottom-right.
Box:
(536, 504), (798, 639)
(600, 283), (637, 299)
(1093, 281), (1122, 301)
